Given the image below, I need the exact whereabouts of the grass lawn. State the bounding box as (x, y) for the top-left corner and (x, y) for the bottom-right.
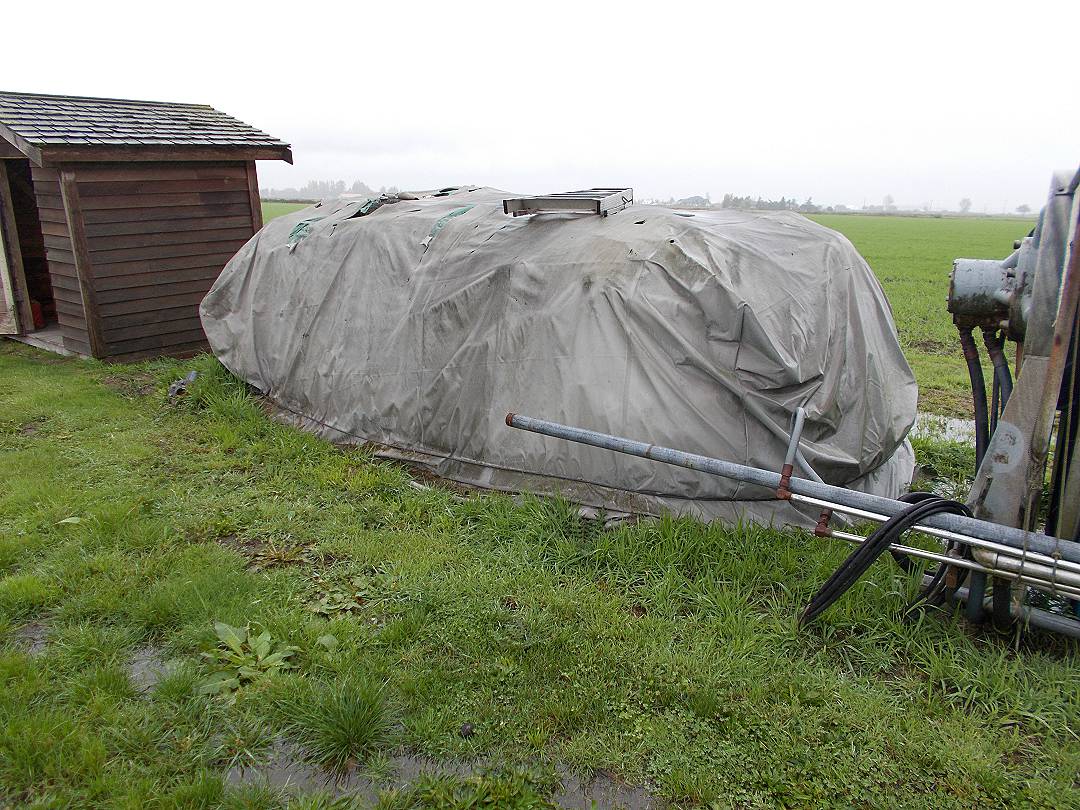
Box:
(1, 341), (1078, 808)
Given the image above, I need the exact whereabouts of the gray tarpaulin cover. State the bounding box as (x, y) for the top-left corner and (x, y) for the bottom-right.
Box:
(201, 187), (917, 525)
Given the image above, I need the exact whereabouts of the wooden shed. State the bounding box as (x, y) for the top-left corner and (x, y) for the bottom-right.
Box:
(0, 91), (291, 360)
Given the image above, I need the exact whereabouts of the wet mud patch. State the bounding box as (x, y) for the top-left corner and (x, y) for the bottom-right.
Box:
(215, 533), (329, 571)
(226, 739), (657, 808)
(913, 412), (976, 443)
(127, 645), (176, 694)
(226, 738), (378, 802)
(553, 767), (657, 809)
(13, 620), (49, 657)
(18, 419), (43, 437)
(102, 372), (158, 399)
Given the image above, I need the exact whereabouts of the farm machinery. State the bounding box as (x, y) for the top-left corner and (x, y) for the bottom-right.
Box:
(506, 168), (1080, 637)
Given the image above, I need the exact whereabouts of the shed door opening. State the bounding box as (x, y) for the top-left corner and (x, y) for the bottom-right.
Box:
(1, 159), (53, 332)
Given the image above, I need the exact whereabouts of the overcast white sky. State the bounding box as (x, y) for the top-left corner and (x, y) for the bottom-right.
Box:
(3, 1), (1077, 211)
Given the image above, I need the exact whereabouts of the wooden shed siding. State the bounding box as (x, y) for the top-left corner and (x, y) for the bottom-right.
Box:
(63, 161), (258, 358)
(29, 166), (88, 353)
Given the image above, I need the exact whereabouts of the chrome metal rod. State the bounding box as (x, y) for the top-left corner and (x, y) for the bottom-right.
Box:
(790, 493), (1080, 577)
(505, 412), (1080, 564)
(825, 529), (1080, 598)
(827, 529), (984, 572)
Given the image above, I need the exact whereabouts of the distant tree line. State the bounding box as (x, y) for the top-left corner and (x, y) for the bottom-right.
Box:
(260, 179), (401, 201)
(719, 194), (823, 212)
(654, 193), (1035, 216)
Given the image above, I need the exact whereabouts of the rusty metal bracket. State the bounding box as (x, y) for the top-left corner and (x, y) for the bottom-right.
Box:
(814, 508), (834, 537)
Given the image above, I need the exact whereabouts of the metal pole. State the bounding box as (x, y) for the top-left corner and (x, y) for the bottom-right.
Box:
(950, 584), (1080, 640)
(504, 412), (1080, 564)
(784, 407), (807, 469)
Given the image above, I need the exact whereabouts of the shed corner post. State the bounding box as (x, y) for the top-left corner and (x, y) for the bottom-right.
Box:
(58, 167), (107, 359)
(246, 161), (263, 232)
(0, 159), (34, 334)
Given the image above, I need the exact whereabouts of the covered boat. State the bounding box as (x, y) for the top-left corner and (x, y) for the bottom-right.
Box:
(201, 187), (916, 524)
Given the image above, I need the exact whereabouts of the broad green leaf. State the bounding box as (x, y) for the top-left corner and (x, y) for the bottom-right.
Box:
(196, 672), (240, 695)
(260, 649), (294, 668)
(252, 630), (272, 660)
(214, 622), (247, 655)
(317, 634), (339, 651)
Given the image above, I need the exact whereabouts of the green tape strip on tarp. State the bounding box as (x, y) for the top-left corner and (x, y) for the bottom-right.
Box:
(422, 205), (475, 248)
(287, 216), (325, 248)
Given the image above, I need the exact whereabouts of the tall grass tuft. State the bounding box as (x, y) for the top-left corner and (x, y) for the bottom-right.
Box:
(278, 675), (393, 771)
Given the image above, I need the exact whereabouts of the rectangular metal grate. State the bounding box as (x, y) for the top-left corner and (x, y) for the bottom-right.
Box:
(502, 188), (633, 218)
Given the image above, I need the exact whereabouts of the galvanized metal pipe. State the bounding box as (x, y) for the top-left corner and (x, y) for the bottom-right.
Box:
(950, 584), (1080, 640)
(784, 407), (807, 470)
(504, 413), (1080, 564)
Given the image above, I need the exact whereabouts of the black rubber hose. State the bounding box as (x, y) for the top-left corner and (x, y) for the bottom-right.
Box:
(889, 491), (940, 574)
(906, 540), (971, 615)
(982, 327), (1014, 414)
(989, 368), (1001, 436)
(992, 576), (1013, 632)
(959, 327), (990, 468)
(800, 496), (973, 626)
(889, 493), (972, 614)
(965, 571), (987, 623)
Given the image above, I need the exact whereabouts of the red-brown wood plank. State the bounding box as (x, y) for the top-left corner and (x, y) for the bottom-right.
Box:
(94, 265), (224, 291)
(62, 163), (248, 183)
(98, 291), (209, 316)
(84, 215), (253, 238)
(80, 203), (253, 224)
(246, 161), (263, 232)
(84, 227), (253, 252)
(57, 319), (89, 339)
(42, 245), (75, 265)
(51, 285), (85, 306)
(104, 328), (208, 355)
(69, 191), (251, 211)
(99, 304), (203, 330)
(35, 208), (69, 225)
(76, 177), (249, 196)
(86, 238), (247, 264)
(103, 316), (205, 342)
(95, 278), (218, 304)
(90, 250), (238, 278)
(62, 334), (92, 355)
(39, 220), (70, 238)
(56, 309), (87, 330)
(55, 297), (85, 318)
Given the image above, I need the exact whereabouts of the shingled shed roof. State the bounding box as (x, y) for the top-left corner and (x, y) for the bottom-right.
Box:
(0, 90), (292, 166)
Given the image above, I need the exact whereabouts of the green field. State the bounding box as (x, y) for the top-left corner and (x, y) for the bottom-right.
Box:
(262, 201), (310, 222)
(261, 203), (1032, 417)
(1, 344), (1077, 807)
(809, 215), (1033, 416)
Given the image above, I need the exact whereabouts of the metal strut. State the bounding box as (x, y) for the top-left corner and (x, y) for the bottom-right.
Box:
(503, 412), (1080, 570)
